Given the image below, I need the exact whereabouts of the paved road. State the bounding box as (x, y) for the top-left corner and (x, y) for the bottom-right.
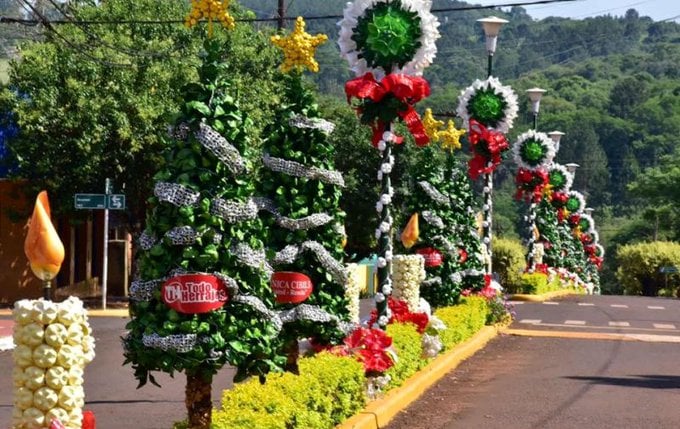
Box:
(386, 294), (680, 429)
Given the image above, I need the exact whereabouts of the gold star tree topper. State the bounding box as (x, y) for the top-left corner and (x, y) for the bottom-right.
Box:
(422, 108), (444, 141)
(185, 0), (235, 36)
(438, 120), (466, 152)
(271, 17), (327, 73)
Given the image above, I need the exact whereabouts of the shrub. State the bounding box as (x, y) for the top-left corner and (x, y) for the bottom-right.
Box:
(492, 238), (525, 293)
(434, 297), (488, 350)
(616, 241), (680, 296)
(209, 353), (366, 429)
(385, 322), (427, 388)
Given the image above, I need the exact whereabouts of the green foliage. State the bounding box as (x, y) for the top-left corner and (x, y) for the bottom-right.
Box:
(519, 273), (561, 295)
(616, 241), (680, 296)
(2, 0), (281, 225)
(434, 296), (488, 350)
(491, 238), (525, 293)
(258, 72), (349, 351)
(401, 146), (485, 307)
(385, 322), (427, 389)
(209, 353), (366, 429)
(124, 39), (285, 387)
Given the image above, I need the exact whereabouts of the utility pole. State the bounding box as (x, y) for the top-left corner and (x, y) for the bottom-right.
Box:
(277, 0), (285, 30)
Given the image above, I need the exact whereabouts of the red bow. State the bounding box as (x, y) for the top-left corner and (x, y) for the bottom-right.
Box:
(515, 168), (549, 203)
(346, 72), (431, 147)
(467, 119), (509, 180)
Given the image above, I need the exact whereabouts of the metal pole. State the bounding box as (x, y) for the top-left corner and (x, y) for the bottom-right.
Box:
(102, 178), (111, 309)
(277, 0), (285, 30)
(484, 53), (494, 275)
(43, 279), (51, 300)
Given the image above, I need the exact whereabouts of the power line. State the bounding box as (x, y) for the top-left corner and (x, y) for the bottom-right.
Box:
(0, 0), (581, 26)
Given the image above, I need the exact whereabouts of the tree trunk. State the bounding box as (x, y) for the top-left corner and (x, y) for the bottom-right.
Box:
(283, 338), (299, 374)
(186, 371), (213, 429)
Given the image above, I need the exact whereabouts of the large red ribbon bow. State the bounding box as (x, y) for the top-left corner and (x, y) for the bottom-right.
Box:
(467, 119), (509, 180)
(515, 167), (549, 203)
(345, 72), (431, 147)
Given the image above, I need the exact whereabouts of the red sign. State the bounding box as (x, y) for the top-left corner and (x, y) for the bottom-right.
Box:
(161, 274), (228, 314)
(271, 271), (313, 304)
(416, 247), (443, 267)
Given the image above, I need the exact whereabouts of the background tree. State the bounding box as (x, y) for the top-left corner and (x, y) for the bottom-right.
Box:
(123, 39), (285, 429)
(0, 0), (282, 228)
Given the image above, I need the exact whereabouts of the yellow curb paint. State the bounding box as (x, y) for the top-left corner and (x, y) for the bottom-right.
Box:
(511, 289), (578, 302)
(336, 325), (500, 429)
(0, 308), (128, 317)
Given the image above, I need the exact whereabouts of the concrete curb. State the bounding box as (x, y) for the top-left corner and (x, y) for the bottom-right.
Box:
(0, 308), (129, 318)
(510, 288), (579, 302)
(336, 325), (501, 429)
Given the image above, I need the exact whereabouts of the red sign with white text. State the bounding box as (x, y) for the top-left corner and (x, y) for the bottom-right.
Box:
(416, 247), (443, 267)
(271, 271), (313, 304)
(161, 274), (228, 314)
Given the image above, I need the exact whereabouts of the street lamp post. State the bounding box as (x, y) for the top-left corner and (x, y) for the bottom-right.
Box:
(477, 16), (508, 78)
(548, 130), (565, 153)
(565, 163), (580, 175)
(477, 16), (508, 275)
(526, 88), (546, 130)
(524, 88), (546, 272)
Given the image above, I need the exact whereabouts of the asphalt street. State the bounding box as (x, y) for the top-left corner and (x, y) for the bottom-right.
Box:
(386, 294), (680, 429)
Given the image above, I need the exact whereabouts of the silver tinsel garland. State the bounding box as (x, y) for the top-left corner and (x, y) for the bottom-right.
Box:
(277, 213), (333, 231)
(231, 243), (274, 276)
(262, 153), (345, 187)
(279, 305), (355, 335)
(418, 181), (450, 206)
(154, 182), (200, 207)
(289, 114), (336, 135)
(251, 197), (332, 230)
(211, 197), (259, 223)
(129, 279), (162, 301)
(167, 122), (190, 140)
(142, 333), (199, 353)
(195, 122), (246, 175)
(272, 245), (301, 265)
(139, 231), (157, 251)
(421, 211), (445, 229)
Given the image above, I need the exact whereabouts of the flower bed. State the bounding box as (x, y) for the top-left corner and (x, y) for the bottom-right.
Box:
(173, 297), (492, 429)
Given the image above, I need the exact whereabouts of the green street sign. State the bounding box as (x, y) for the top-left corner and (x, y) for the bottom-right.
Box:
(74, 194), (106, 209)
(660, 266), (678, 274)
(107, 194), (126, 210)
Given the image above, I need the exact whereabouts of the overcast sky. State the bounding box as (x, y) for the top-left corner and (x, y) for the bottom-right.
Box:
(476, 0), (680, 21)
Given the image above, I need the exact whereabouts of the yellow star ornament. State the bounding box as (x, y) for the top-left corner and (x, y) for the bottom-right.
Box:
(185, 0), (235, 37)
(271, 17), (327, 73)
(438, 120), (466, 152)
(422, 108), (444, 142)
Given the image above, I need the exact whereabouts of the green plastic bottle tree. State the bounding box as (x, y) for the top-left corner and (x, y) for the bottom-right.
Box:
(260, 18), (351, 370)
(123, 39), (285, 429)
(400, 110), (486, 307)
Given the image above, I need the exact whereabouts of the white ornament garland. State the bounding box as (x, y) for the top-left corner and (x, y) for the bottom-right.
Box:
(392, 254), (425, 312)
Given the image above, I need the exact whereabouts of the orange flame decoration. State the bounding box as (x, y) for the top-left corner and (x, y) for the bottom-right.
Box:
(24, 191), (64, 281)
(401, 213), (420, 249)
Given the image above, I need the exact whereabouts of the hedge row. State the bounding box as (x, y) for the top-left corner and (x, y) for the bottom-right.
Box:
(174, 296), (490, 429)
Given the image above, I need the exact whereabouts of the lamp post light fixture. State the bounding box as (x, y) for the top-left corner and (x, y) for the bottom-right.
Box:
(565, 163), (580, 174)
(477, 16), (508, 77)
(585, 207), (594, 216)
(526, 88), (546, 130)
(476, 16), (508, 275)
(548, 130), (565, 153)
